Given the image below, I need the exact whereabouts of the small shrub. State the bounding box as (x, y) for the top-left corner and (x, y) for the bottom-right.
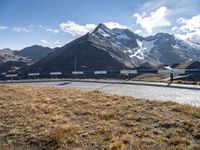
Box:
(109, 140), (125, 150)
(48, 124), (80, 146)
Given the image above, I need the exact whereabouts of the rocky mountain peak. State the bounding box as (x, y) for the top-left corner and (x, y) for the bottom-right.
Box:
(93, 23), (109, 32)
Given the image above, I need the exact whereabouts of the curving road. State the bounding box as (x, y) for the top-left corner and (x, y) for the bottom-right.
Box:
(2, 79), (200, 107)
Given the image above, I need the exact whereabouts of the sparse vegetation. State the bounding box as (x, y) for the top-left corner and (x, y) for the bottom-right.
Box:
(0, 85), (200, 149)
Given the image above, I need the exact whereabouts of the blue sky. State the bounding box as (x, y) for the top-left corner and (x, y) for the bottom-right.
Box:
(0, 0), (200, 49)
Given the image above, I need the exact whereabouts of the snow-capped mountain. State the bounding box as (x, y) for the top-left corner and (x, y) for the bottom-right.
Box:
(92, 24), (200, 66)
(15, 23), (200, 73)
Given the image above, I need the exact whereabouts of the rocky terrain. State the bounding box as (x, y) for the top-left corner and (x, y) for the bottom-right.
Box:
(0, 46), (53, 73)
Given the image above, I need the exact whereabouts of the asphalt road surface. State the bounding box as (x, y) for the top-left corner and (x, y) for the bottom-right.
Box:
(2, 79), (200, 107)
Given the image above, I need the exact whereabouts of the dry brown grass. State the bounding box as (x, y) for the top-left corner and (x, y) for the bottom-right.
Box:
(134, 74), (168, 82)
(0, 85), (200, 150)
(48, 124), (80, 145)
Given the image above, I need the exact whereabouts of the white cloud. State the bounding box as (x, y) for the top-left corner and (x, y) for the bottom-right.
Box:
(172, 26), (178, 31)
(60, 21), (96, 36)
(13, 27), (32, 32)
(103, 22), (127, 29)
(37, 25), (60, 33)
(133, 6), (171, 34)
(177, 15), (200, 33)
(40, 40), (48, 45)
(53, 41), (64, 48)
(141, 0), (171, 12)
(0, 26), (8, 30)
(46, 28), (60, 33)
(54, 41), (60, 44)
(174, 34), (188, 40)
(141, 0), (199, 19)
(134, 29), (143, 34)
(60, 21), (128, 36)
(174, 14), (200, 42)
(38, 25), (47, 29)
(13, 27), (21, 32)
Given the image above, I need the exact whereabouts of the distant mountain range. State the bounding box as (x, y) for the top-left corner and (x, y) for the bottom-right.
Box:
(1, 23), (200, 73)
(0, 46), (53, 73)
(14, 45), (54, 60)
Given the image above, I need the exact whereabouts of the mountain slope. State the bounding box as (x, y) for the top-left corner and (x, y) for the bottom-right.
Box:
(0, 46), (53, 73)
(174, 61), (200, 82)
(141, 33), (200, 66)
(21, 24), (200, 73)
(11, 23), (200, 73)
(176, 61), (200, 69)
(0, 48), (32, 73)
(90, 24), (200, 66)
(0, 48), (30, 65)
(25, 32), (133, 72)
(14, 45), (54, 60)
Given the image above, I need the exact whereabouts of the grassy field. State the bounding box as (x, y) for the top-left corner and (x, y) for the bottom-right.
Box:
(0, 85), (200, 150)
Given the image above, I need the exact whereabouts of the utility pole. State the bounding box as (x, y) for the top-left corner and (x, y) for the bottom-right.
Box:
(122, 52), (125, 70)
(74, 58), (77, 71)
(74, 58), (77, 79)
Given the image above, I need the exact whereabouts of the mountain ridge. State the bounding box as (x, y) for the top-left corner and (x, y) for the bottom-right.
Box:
(2, 23), (200, 73)
(0, 45), (54, 73)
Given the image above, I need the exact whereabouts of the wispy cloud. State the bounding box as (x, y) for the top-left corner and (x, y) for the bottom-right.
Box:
(141, 0), (171, 12)
(133, 6), (171, 34)
(141, 0), (197, 13)
(53, 41), (64, 47)
(46, 28), (60, 33)
(38, 25), (47, 29)
(12, 25), (59, 34)
(40, 40), (48, 45)
(54, 41), (60, 44)
(0, 26), (8, 30)
(12, 27), (32, 32)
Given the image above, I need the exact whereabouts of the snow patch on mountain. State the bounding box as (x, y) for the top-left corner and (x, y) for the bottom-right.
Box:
(116, 33), (130, 40)
(142, 40), (155, 52)
(130, 48), (144, 59)
(137, 40), (143, 47)
(97, 29), (110, 37)
(128, 40), (155, 59)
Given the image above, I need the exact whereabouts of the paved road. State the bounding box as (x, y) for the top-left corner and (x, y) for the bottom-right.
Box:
(2, 79), (200, 107)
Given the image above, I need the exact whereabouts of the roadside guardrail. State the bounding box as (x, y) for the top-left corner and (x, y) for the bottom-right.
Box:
(1, 69), (200, 85)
